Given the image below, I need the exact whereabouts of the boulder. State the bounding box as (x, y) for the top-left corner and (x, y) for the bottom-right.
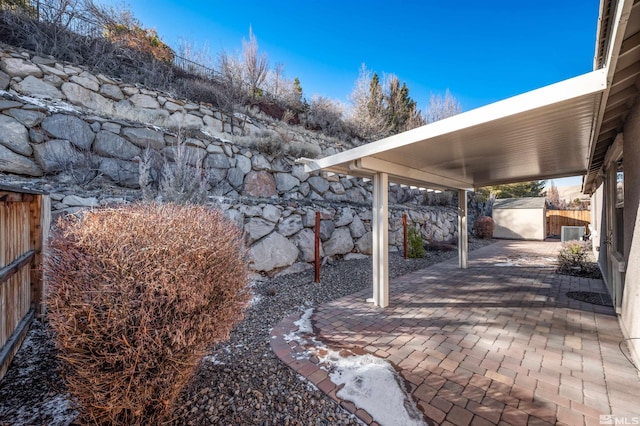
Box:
(15, 75), (63, 99)
(163, 145), (206, 167)
(235, 154), (252, 174)
(324, 227), (355, 256)
(62, 82), (114, 114)
(329, 181), (346, 194)
(205, 153), (230, 169)
(42, 114), (95, 150)
(319, 220), (335, 242)
(1, 57), (42, 78)
(0, 145), (42, 176)
(99, 84), (125, 101)
(94, 131), (142, 160)
(334, 208), (354, 227)
(7, 109), (46, 127)
(62, 195), (98, 207)
(129, 93), (159, 109)
(308, 176), (329, 194)
(292, 228), (323, 262)
(244, 218), (275, 244)
(0, 115), (31, 156)
(32, 139), (84, 173)
(248, 233), (299, 272)
(122, 127), (165, 150)
(277, 214), (303, 237)
(262, 204), (281, 223)
(243, 171), (276, 197)
(291, 164), (309, 182)
(251, 154), (271, 171)
(226, 167), (245, 189)
(355, 232), (373, 255)
(349, 214), (367, 238)
(167, 112), (203, 129)
(0, 70), (9, 90)
(275, 173), (300, 192)
(98, 157), (140, 188)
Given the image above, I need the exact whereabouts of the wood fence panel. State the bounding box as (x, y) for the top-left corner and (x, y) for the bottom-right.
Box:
(0, 188), (49, 381)
(546, 210), (591, 237)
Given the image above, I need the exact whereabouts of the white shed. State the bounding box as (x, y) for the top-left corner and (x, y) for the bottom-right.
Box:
(492, 197), (547, 240)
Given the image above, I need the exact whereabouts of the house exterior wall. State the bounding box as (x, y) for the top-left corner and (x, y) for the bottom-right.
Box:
(493, 208), (545, 240)
(620, 100), (640, 366)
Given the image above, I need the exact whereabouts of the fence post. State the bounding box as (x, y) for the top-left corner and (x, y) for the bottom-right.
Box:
(314, 212), (320, 283)
(403, 213), (408, 259)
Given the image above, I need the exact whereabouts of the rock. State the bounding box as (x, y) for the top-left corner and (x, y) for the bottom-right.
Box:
(329, 182), (346, 194)
(251, 154), (271, 171)
(129, 93), (159, 109)
(274, 262), (313, 277)
(41, 114), (95, 150)
(1, 57), (42, 78)
(275, 173), (300, 192)
(98, 157), (139, 188)
(61, 82), (114, 114)
(308, 176), (329, 194)
(205, 153), (230, 169)
(262, 204), (281, 222)
(243, 171), (276, 197)
(248, 233), (299, 272)
(38, 64), (67, 78)
(14, 75), (63, 99)
(334, 208), (354, 227)
(271, 157), (291, 172)
(349, 214), (367, 238)
(223, 208), (244, 227)
(99, 84), (124, 100)
(291, 164), (309, 182)
(163, 145), (206, 167)
(235, 154), (252, 174)
(355, 232), (373, 255)
(0, 100), (23, 110)
(277, 214), (303, 237)
(69, 74), (99, 92)
(0, 115), (31, 156)
(299, 182), (310, 197)
(62, 195), (98, 207)
(245, 218), (275, 244)
(346, 188), (366, 203)
(292, 228), (323, 262)
(344, 253), (369, 260)
(0, 70), (9, 90)
(227, 167), (245, 189)
(168, 112), (203, 128)
(7, 109), (46, 127)
(122, 127), (165, 150)
(0, 145), (42, 176)
(319, 220), (334, 241)
(29, 128), (45, 144)
(324, 227), (354, 256)
(102, 122), (121, 134)
(240, 205), (263, 217)
(94, 131), (142, 160)
(32, 139), (84, 173)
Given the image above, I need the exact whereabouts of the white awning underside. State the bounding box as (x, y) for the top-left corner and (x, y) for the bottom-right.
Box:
(303, 69), (608, 190)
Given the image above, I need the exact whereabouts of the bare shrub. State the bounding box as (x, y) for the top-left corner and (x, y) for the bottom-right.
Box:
(474, 216), (494, 239)
(45, 203), (250, 425)
(305, 95), (347, 137)
(557, 240), (589, 272)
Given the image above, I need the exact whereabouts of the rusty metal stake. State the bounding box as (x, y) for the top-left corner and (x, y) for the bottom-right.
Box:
(403, 213), (408, 259)
(314, 211), (321, 283)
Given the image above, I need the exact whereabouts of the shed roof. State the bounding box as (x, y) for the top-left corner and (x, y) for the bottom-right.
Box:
(493, 197), (547, 210)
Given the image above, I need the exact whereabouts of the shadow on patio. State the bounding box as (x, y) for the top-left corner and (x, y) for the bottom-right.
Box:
(271, 240), (640, 425)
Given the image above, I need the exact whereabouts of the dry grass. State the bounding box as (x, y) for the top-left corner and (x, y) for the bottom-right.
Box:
(45, 203), (250, 425)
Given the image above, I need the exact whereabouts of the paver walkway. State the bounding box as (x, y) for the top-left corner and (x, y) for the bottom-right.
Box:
(271, 240), (640, 426)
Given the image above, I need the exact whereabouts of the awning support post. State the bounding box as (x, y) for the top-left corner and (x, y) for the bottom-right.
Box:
(458, 189), (468, 269)
(372, 172), (389, 307)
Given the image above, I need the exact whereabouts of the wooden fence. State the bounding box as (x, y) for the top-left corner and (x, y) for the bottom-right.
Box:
(0, 185), (50, 381)
(546, 209), (590, 237)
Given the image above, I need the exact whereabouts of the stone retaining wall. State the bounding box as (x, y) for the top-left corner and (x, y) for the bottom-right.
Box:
(0, 43), (490, 275)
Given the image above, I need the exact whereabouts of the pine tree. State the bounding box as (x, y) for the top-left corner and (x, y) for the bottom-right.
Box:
(292, 77), (304, 111)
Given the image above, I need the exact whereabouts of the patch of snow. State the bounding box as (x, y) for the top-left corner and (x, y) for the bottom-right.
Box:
(282, 308), (426, 426)
(495, 261), (519, 267)
(318, 349), (426, 426)
(203, 355), (224, 365)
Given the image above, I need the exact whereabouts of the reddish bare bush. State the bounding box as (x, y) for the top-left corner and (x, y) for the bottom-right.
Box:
(45, 203), (250, 425)
(474, 216), (495, 239)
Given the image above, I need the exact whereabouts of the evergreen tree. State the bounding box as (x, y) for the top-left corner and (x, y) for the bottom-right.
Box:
(480, 181), (547, 199)
(384, 75), (423, 134)
(292, 77), (305, 111)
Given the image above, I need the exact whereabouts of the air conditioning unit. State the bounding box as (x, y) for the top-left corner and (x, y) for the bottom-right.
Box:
(561, 226), (585, 242)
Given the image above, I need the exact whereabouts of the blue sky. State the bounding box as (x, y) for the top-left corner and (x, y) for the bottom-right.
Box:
(124, 0), (601, 186)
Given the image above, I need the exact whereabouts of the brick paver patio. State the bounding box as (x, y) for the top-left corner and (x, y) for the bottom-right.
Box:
(271, 240), (640, 425)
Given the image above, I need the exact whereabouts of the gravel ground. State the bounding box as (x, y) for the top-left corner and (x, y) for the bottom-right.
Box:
(0, 238), (493, 426)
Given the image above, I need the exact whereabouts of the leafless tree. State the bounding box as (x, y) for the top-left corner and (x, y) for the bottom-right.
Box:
(242, 26), (268, 99)
(347, 64), (389, 140)
(423, 89), (462, 124)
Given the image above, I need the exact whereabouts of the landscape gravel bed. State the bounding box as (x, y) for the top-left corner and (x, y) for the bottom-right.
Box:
(0, 238), (493, 426)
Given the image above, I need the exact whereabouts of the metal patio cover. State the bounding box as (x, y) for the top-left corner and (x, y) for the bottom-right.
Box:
(303, 69), (607, 191)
